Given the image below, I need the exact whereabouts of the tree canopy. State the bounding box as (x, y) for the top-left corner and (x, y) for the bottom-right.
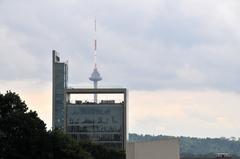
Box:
(0, 91), (125, 159)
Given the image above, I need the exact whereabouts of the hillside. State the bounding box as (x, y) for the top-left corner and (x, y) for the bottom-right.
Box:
(129, 133), (240, 156)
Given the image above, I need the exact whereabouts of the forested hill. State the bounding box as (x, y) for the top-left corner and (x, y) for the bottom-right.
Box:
(129, 133), (240, 156)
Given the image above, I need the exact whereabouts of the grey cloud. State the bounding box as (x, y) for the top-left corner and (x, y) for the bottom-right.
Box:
(1, 0), (240, 91)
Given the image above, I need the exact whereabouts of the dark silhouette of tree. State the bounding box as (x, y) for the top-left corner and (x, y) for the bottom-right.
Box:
(0, 91), (125, 159)
(80, 141), (126, 159)
(0, 91), (48, 158)
(48, 130), (92, 159)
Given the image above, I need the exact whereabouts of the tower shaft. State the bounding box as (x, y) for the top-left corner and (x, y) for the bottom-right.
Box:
(89, 18), (102, 103)
(94, 81), (98, 102)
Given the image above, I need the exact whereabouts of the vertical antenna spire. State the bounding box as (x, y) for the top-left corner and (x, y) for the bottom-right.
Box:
(94, 18), (97, 68)
(89, 18), (102, 103)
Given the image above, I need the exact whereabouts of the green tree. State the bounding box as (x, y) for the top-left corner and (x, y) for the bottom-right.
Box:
(48, 130), (92, 159)
(0, 91), (49, 158)
(80, 142), (126, 159)
(0, 91), (91, 159)
(0, 91), (125, 159)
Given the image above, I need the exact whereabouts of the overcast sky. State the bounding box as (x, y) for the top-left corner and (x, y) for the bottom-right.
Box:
(1, 0), (240, 138)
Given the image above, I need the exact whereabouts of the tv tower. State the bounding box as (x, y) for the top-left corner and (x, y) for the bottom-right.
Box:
(89, 19), (102, 103)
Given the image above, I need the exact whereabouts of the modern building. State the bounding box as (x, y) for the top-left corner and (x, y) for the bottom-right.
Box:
(126, 139), (180, 159)
(52, 51), (127, 149)
(52, 50), (68, 129)
(65, 88), (127, 149)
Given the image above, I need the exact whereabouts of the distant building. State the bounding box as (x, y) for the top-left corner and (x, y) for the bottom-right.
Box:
(126, 139), (180, 159)
(216, 153), (231, 159)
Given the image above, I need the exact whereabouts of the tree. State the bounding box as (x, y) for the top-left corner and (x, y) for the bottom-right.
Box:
(0, 91), (48, 158)
(0, 91), (92, 159)
(48, 130), (92, 159)
(80, 142), (126, 159)
(0, 91), (125, 159)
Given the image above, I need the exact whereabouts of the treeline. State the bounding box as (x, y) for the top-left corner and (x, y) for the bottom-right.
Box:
(181, 153), (240, 159)
(129, 133), (240, 157)
(0, 91), (125, 159)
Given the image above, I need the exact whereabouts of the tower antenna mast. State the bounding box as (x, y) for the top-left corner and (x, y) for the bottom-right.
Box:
(94, 18), (97, 68)
(89, 18), (102, 103)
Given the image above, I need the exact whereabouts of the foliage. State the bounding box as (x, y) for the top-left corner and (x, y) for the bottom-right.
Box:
(48, 130), (92, 159)
(80, 141), (126, 159)
(179, 136), (240, 156)
(0, 91), (48, 158)
(0, 91), (125, 159)
(181, 153), (240, 159)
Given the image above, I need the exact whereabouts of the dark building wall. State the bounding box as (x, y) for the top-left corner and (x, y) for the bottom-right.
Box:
(52, 50), (68, 129)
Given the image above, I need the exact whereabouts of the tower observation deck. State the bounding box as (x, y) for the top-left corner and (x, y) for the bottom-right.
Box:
(89, 67), (102, 102)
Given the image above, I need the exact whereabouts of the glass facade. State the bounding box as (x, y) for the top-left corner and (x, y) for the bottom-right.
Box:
(67, 104), (124, 148)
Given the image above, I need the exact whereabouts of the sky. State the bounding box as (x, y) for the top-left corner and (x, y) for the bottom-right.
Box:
(1, 0), (240, 138)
